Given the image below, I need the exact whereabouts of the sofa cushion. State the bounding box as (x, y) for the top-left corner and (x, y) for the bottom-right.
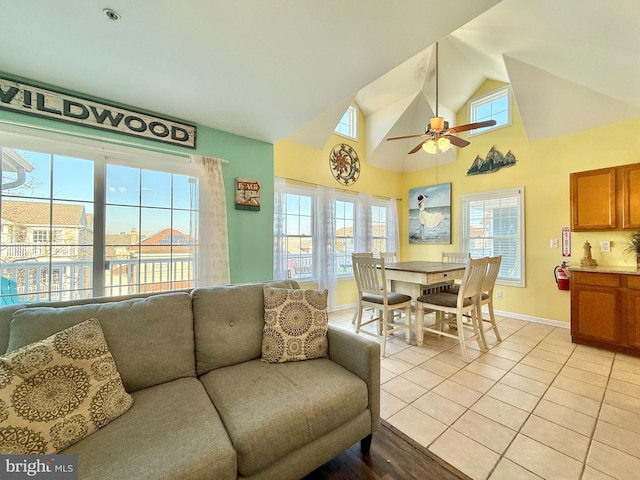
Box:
(7, 292), (195, 392)
(191, 280), (298, 375)
(0, 319), (132, 454)
(262, 286), (328, 363)
(62, 377), (236, 480)
(199, 358), (368, 477)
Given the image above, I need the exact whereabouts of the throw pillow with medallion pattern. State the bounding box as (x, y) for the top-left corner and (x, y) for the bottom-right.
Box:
(262, 286), (329, 363)
(0, 318), (132, 454)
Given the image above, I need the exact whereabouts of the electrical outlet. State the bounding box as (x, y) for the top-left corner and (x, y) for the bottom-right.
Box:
(495, 291), (502, 299)
(601, 241), (611, 252)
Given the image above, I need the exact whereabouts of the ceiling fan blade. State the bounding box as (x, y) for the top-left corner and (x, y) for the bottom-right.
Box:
(447, 119), (497, 134)
(409, 141), (426, 154)
(387, 133), (429, 141)
(446, 135), (470, 148)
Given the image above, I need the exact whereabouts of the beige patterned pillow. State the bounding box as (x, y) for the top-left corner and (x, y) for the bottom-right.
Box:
(0, 318), (133, 454)
(262, 286), (329, 363)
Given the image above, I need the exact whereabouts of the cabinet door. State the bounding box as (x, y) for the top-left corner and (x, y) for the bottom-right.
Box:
(622, 164), (640, 229)
(570, 168), (617, 230)
(627, 276), (640, 349)
(571, 273), (622, 344)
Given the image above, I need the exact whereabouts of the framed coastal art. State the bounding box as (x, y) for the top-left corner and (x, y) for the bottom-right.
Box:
(408, 183), (451, 244)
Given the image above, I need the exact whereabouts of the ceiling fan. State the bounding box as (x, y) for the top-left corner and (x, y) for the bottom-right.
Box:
(386, 42), (496, 154)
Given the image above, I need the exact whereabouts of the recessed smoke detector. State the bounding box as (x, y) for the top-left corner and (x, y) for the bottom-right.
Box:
(103, 8), (121, 22)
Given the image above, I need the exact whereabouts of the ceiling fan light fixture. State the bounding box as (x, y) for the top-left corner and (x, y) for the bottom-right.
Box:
(422, 139), (437, 154)
(438, 136), (451, 152)
(430, 117), (445, 131)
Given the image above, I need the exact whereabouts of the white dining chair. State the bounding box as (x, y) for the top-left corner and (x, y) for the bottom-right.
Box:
(442, 251), (470, 264)
(379, 251), (397, 263)
(352, 255), (413, 357)
(476, 255), (503, 347)
(351, 252), (374, 325)
(415, 257), (488, 362)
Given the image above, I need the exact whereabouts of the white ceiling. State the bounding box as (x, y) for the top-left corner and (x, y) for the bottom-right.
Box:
(1, 0), (639, 173)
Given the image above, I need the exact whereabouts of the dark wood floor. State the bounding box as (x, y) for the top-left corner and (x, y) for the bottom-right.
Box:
(302, 422), (467, 480)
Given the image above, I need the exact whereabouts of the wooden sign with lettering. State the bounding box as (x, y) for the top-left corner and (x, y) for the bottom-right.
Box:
(0, 76), (197, 149)
(235, 178), (261, 211)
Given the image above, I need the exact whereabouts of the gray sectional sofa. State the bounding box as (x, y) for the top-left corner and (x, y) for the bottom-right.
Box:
(0, 281), (380, 480)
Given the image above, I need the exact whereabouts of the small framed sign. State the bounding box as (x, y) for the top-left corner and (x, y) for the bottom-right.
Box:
(235, 178), (261, 211)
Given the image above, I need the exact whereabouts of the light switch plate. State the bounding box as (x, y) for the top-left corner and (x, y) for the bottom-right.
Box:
(550, 239), (559, 248)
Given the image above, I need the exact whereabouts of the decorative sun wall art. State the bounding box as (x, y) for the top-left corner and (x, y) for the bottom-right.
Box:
(408, 183), (451, 244)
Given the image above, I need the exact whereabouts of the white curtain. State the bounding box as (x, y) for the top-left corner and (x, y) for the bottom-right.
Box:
(190, 155), (230, 286)
(315, 185), (337, 308)
(273, 177), (288, 280)
(387, 198), (400, 254)
(355, 192), (373, 253)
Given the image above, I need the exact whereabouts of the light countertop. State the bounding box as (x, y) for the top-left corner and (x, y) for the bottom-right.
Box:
(568, 265), (640, 275)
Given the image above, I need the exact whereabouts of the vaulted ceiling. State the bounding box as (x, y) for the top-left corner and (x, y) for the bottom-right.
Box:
(1, 0), (639, 173)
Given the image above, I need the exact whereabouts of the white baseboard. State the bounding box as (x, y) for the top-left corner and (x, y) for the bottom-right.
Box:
(490, 308), (569, 329)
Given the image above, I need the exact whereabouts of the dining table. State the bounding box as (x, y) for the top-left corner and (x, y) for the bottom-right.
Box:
(383, 260), (467, 346)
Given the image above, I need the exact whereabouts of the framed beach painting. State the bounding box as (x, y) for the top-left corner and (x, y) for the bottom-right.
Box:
(408, 183), (451, 244)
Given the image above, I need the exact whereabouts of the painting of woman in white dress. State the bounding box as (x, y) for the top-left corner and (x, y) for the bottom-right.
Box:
(409, 183), (451, 244)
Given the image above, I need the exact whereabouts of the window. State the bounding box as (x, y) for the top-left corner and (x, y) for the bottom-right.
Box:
(371, 203), (389, 255)
(334, 105), (357, 140)
(1, 132), (199, 304)
(278, 190), (314, 280)
(274, 181), (396, 282)
(460, 187), (525, 286)
(335, 198), (355, 276)
(468, 86), (510, 135)
(32, 229), (50, 243)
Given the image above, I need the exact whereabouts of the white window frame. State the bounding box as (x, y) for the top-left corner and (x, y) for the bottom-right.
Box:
(335, 195), (355, 277)
(0, 125), (198, 302)
(334, 105), (358, 140)
(468, 86), (511, 136)
(459, 186), (525, 287)
(371, 200), (390, 255)
(279, 186), (315, 281)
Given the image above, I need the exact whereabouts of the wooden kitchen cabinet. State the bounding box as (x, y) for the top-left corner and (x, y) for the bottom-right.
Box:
(621, 163), (640, 229)
(571, 267), (640, 355)
(570, 162), (640, 231)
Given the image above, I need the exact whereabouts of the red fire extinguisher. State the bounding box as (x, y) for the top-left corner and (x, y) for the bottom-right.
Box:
(554, 262), (570, 290)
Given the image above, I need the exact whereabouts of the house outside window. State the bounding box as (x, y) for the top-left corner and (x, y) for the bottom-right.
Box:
(371, 203), (389, 255)
(31, 229), (49, 243)
(335, 198), (355, 276)
(460, 187), (525, 287)
(1, 135), (199, 304)
(279, 190), (314, 280)
(334, 105), (358, 140)
(468, 86), (511, 136)
(274, 182), (395, 281)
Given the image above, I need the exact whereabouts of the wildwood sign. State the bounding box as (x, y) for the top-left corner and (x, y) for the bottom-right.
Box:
(0, 76), (197, 148)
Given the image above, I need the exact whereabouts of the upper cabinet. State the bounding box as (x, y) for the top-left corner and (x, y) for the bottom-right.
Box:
(571, 163), (640, 231)
(622, 164), (640, 229)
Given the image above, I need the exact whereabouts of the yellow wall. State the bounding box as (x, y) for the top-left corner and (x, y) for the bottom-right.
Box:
(275, 86), (640, 324)
(274, 104), (404, 308)
(403, 80), (640, 324)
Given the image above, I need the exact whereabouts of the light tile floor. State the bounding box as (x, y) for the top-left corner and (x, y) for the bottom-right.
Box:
(328, 308), (640, 480)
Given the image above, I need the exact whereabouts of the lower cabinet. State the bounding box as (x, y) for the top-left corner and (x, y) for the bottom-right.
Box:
(571, 270), (640, 354)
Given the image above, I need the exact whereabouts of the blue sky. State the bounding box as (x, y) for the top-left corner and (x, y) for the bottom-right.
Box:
(4, 149), (194, 236)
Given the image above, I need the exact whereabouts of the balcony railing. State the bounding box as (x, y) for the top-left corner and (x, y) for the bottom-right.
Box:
(2, 243), (79, 259)
(1, 257), (195, 305)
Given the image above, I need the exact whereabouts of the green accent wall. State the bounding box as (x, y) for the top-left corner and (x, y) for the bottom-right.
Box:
(0, 72), (275, 284)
